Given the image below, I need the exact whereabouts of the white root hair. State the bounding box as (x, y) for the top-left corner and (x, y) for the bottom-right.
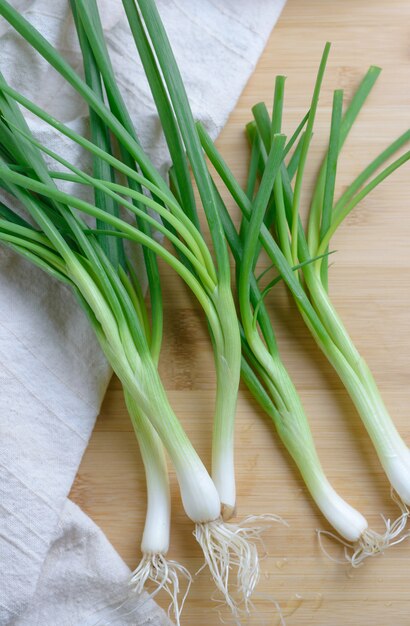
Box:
(317, 490), (410, 567)
(194, 514), (286, 620)
(85, 555), (191, 625)
(245, 594), (286, 626)
(129, 553), (192, 625)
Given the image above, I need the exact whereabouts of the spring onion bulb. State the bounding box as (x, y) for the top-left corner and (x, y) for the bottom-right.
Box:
(68, 7), (189, 616)
(199, 46), (410, 564)
(123, 0), (243, 521)
(0, 0), (276, 612)
(198, 119), (370, 558)
(252, 47), (410, 561)
(124, 393), (192, 623)
(0, 86), (248, 613)
(66, 5), (191, 617)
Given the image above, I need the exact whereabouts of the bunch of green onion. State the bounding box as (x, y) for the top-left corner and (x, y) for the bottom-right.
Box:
(1, 0), (409, 622)
(199, 43), (410, 565)
(0, 0), (279, 620)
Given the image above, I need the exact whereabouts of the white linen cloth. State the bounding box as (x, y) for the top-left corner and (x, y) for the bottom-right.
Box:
(0, 1), (286, 624)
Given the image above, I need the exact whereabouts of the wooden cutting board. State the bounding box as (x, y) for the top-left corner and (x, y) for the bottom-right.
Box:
(70, 0), (410, 623)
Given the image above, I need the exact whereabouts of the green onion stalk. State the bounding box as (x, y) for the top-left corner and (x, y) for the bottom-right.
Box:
(69, 4), (191, 619)
(0, 86), (191, 619)
(0, 0), (276, 613)
(199, 45), (410, 566)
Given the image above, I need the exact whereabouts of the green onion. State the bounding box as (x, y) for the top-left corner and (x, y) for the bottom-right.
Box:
(199, 112), (371, 564)
(122, 0), (243, 528)
(0, 0), (273, 613)
(68, 5), (190, 615)
(202, 44), (410, 564)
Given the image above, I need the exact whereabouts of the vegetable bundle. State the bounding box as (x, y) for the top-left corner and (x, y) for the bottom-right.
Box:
(200, 44), (410, 564)
(0, 0), (266, 620)
(0, 0), (409, 622)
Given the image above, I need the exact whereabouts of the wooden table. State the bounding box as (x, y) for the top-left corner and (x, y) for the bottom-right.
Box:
(71, 0), (410, 623)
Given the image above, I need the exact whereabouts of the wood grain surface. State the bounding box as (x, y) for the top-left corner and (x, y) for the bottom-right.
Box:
(70, 1), (410, 624)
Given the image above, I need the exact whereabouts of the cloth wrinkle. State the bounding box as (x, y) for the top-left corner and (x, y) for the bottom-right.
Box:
(0, 318), (96, 413)
(0, 501), (49, 545)
(171, 0), (258, 63)
(0, 357), (88, 443)
(0, 462), (60, 512)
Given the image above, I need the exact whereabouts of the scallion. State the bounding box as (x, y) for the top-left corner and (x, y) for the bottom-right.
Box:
(0, 0), (278, 614)
(200, 45), (410, 565)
